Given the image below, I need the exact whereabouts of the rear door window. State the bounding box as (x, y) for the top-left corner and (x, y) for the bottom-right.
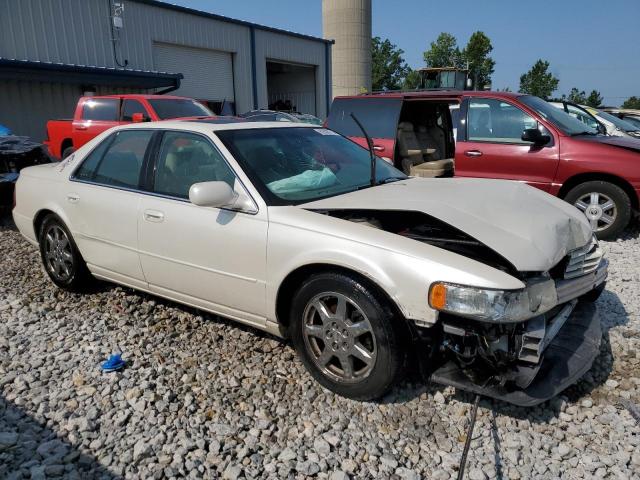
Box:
(74, 130), (153, 189)
(327, 98), (402, 139)
(82, 98), (120, 121)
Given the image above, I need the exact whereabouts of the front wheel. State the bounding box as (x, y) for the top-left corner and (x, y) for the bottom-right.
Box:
(564, 181), (631, 240)
(290, 272), (406, 400)
(38, 214), (92, 291)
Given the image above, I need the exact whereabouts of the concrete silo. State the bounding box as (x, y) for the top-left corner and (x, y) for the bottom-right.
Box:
(322, 0), (372, 97)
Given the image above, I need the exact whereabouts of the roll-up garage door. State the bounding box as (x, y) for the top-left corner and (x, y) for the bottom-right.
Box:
(153, 42), (234, 102)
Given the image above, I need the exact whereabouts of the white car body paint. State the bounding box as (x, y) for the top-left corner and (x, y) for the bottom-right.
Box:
(14, 121), (592, 337)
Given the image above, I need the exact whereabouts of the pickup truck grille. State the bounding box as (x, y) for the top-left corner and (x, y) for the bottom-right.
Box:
(564, 237), (602, 280)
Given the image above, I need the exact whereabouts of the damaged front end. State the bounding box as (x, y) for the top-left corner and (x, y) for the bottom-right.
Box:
(320, 207), (607, 406)
(428, 238), (607, 406)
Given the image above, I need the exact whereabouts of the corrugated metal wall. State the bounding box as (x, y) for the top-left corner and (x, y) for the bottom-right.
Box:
(0, 0), (330, 138)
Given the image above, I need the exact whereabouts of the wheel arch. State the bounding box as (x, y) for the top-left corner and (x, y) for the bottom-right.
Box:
(275, 263), (407, 338)
(558, 172), (638, 211)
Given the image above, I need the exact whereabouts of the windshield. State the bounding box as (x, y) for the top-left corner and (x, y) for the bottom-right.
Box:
(519, 95), (598, 135)
(216, 127), (406, 205)
(596, 110), (639, 132)
(147, 99), (213, 119)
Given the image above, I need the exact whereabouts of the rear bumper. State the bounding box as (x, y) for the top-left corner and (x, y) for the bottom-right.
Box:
(430, 301), (601, 406)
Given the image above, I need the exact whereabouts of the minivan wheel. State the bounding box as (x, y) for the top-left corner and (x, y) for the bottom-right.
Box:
(564, 181), (631, 240)
(290, 272), (406, 400)
(38, 214), (91, 291)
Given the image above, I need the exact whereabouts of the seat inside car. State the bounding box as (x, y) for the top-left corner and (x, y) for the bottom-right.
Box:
(396, 121), (429, 174)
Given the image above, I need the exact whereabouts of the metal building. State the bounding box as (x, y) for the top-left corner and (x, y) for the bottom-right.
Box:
(0, 0), (332, 140)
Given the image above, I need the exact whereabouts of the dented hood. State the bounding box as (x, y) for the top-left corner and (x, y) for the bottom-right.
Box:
(300, 177), (592, 272)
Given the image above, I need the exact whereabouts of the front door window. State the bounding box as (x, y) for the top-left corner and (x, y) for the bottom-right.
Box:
(468, 98), (538, 144)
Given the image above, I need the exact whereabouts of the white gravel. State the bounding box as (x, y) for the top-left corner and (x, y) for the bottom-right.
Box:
(1, 215), (639, 479)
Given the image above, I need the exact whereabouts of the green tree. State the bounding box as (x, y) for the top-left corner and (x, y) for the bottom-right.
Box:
(622, 96), (640, 109)
(403, 69), (422, 90)
(372, 36), (411, 90)
(423, 32), (464, 68)
(567, 87), (586, 104)
(585, 90), (603, 108)
(519, 59), (559, 99)
(462, 31), (495, 89)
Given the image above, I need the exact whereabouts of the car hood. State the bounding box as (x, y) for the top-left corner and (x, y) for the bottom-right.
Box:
(577, 134), (640, 152)
(300, 177), (592, 272)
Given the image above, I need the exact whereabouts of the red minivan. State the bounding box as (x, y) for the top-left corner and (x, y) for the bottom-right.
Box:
(327, 91), (640, 239)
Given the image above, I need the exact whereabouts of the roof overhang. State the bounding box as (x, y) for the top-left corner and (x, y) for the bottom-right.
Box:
(0, 58), (183, 89)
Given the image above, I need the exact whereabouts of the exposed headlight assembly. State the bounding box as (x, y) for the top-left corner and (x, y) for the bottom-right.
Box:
(429, 279), (558, 323)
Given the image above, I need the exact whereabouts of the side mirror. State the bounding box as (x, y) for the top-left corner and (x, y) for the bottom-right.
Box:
(131, 113), (149, 123)
(189, 181), (236, 208)
(596, 123), (607, 135)
(521, 128), (551, 146)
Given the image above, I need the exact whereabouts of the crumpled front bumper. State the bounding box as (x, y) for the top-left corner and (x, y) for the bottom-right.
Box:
(430, 301), (602, 406)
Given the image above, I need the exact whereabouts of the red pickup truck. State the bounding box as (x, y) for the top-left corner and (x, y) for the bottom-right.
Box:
(45, 94), (214, 159)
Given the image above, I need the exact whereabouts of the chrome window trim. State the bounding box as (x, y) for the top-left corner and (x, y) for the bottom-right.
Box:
(69, 128), (261, 216)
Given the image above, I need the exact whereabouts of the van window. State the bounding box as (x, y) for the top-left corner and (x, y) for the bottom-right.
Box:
(468, 99), (537, 143)
(327, 98), (402, 138)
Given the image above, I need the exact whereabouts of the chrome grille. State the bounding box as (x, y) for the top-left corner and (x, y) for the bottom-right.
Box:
(564, 237), (603, 279)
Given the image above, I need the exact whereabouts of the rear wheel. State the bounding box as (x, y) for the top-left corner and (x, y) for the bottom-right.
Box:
(38, 215), (91, 291)
(564, 181), (631, 240)
(290, 272), (406, 400)
(61, 146), (75, 159)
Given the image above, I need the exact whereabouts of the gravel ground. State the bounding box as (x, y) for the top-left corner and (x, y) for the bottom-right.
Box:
(1, 214), (639, 480)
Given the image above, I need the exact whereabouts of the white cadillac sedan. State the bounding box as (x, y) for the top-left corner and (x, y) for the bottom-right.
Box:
(13, 121), (607, 405)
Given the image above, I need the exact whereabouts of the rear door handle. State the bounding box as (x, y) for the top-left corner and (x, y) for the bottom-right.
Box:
(66, 193), (79, 203)
(144, 210), (164, 222)
(76, 125), (88, 131)
(464, 150), (483, 157)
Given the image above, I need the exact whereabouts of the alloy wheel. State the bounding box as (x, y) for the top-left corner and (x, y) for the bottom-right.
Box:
(44, 224), (74, 282)
(302, 292), (377, 384)
(574, 192), (617, 232)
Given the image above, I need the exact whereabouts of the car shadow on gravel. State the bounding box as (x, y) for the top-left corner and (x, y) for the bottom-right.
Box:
(0, 394), (118, 480)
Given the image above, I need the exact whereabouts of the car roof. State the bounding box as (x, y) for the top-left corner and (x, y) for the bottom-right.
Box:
(85, 94), (194, 100)
(334, 90), (524, 101)
(111, 120), (317, 134)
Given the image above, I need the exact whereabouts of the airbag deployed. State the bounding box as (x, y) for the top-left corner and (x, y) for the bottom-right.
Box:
(268, 167), (337, 195)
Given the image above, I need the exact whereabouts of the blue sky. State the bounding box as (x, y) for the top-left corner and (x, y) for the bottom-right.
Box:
(168, 0), (640, 106)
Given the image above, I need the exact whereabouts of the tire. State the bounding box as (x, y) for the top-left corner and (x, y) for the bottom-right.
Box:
(38, 214), (92, 291)
(290, 272), (406, 400)
(61, 146), (75, 159)
(564, 181), (631, 240)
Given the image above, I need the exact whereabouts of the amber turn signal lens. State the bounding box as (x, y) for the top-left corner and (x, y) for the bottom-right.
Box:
(429, 283), (447, 310)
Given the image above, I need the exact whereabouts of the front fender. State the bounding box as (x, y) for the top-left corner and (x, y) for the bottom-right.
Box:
(265, 207), (525, 327)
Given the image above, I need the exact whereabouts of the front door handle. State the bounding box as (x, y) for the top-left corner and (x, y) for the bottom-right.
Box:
(66, 193), (79, 203)
(372, 145), (385, 152)
(464, 150), (483, 157)
(76, 125), (88, 131)
(144, 210), (164, 222)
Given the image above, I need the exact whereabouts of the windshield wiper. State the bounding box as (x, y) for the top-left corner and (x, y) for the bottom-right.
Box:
(350, 113), (376, 187)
